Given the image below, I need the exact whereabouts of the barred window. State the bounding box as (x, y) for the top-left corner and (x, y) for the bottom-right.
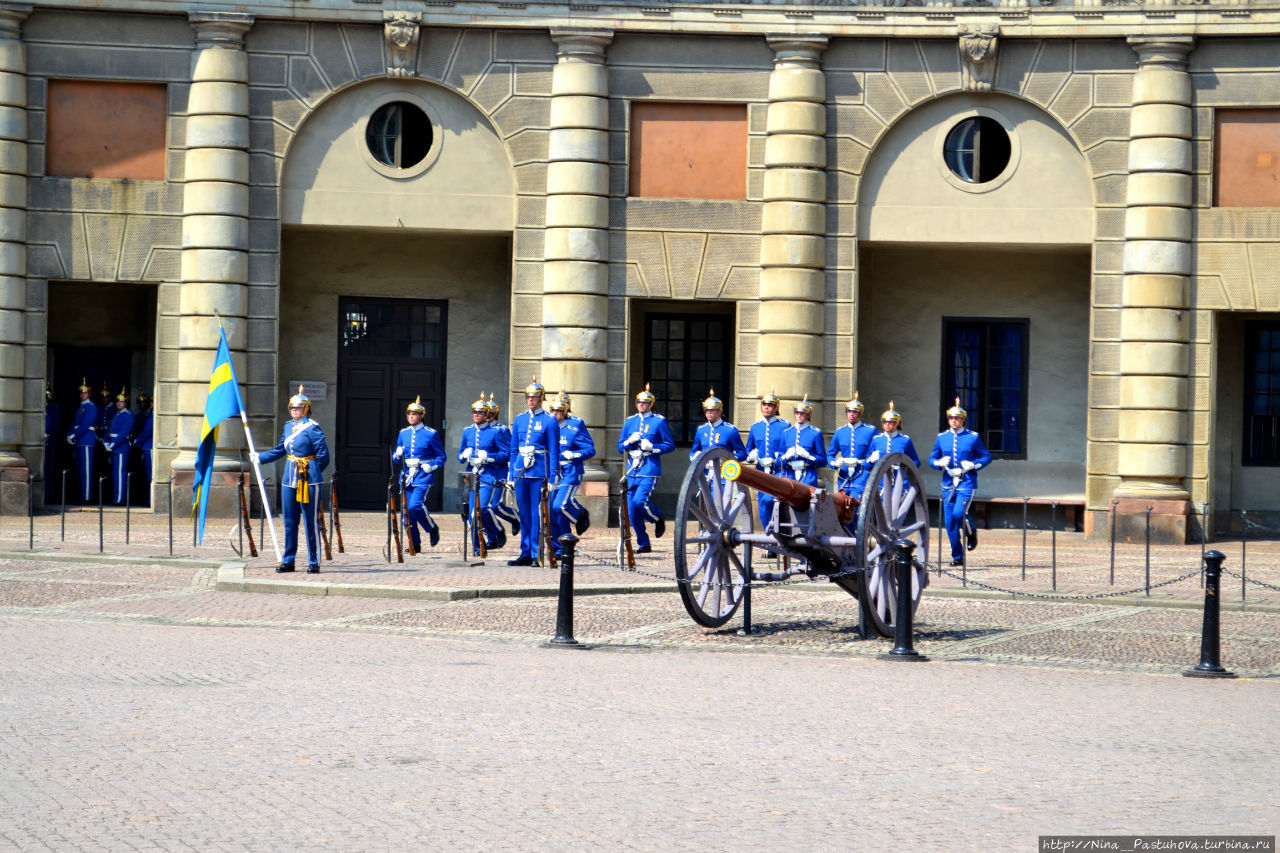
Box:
(942, 318), (1028, 458)
(1244, 322), (1280, 465)
(644, 313), (732, 444)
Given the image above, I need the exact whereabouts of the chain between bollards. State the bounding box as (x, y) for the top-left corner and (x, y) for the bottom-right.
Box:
(549, 533), (588, 648)
(879, 539), (927, 662)
(1183, 550), (1236, 679)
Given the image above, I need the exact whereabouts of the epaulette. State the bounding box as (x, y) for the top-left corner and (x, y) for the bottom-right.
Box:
(652, 413), (666, 420)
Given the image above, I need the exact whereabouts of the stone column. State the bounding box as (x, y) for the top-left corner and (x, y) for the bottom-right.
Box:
(169, 12), (252, 511)
(1113, 36), (1194, 541)
(759, 36), (827, 420)
(0, 4), (30, 513)
(541, 28), (612, 517)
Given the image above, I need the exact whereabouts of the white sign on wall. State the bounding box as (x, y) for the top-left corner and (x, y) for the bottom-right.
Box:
(287, 381), (327, 401)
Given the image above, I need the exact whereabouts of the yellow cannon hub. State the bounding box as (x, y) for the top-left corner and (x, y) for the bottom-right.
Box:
(721, 459), (742, 481)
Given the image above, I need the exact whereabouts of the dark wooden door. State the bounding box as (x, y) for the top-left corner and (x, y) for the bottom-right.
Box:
(337, 297), (447, 509)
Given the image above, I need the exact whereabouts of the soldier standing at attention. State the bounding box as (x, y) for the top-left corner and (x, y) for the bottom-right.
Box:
(66, 379), (97, 503)
(507, 378), (559, 566)
(688, 388), (747, 463)
(102, 388), (133, 505)
(391, 396), (445, 552)
(133, 391), (154, 488)
(95, 382), (113, 480)
(781, 395), (828, 487)
(253, 386), (330, 573)
(744, 387), (787, 527)
(458, 391), (507, 554)
(484, 393), (520, 538)
(828, 392), (877, 502)
(617, 384), (675, 554)
(928, 398), (992, 566)
(43, 387), (59, 493)
(548, 391), (595, 558)
(866, 401), (921, 469)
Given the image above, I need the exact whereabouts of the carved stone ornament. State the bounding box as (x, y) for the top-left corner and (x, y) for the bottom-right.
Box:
(384, 11), (421, 78)
(959, 25), (999, 93)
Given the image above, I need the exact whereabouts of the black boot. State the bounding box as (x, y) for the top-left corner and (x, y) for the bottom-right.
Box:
(276, 564), (295, 573)
(428, 522), (440, 548)
(575, 508), (591, 535)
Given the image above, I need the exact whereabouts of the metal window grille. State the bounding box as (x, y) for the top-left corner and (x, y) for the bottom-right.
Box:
(942, 318), (1028, 458)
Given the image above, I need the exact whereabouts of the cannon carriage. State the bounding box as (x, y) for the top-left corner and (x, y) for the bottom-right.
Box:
(672, 447), (931, 637)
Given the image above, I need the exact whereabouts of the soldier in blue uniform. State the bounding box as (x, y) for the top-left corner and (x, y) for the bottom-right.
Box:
(94, 383), (113, 481)
(102, 387), (133, 505)
(828, 392), (877, 501)
(688, 388), (747, 462)
(781, 395), (828, 487)
(253, 386), (331, 573)
(132, 391), (154, 487)
(458, 391), (508, 555)
(508, 378), (560, 566)
(866, 401), (921, 468)
(928, 398), (993, 566)
(744, 387), (787, 527)
(65, 379), (97, 503)
(617, 383), (675, 554)
(392, 396), (446, 552)
(43, 387), (59, 493)
(548, 391), (595, 555)
(484, 393), (520, 538)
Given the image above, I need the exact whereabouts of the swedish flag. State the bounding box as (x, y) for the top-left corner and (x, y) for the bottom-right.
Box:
(192, 328), (245, 544)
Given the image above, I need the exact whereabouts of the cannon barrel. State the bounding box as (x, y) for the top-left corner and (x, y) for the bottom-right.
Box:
(721, 459), (858, 525)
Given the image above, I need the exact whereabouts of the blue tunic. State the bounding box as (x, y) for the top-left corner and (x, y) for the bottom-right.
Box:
(393, 423), (447, 490)
(867, 430), (921, 468)
(745, 417), (787, 475)
(555, 415), (596, 486)
(689, 419), (747, 461)
(780, 422), (828, 487)
(509, 408), (560, 482)
(458, 422), (510, 486)
(68, 400), (98, 447)
(828, 421), (877, 494)
(927, 428), (993, 491)
(617, 412), (675, 479)
(259, 418), (331, 489)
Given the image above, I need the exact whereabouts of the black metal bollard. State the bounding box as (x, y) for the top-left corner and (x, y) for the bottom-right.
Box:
(879, 540), (927, 662)
(1020, 496), (1028, 581)
(1051, 501), (1058, 591)
(1109, 499), (1117, 586)
(1240, 508), (1248, 602)
(167, 475), (174, 557)
(549, 533), (584, 648)
(737, 549), (755, 637)
(60, 469), (68, 542)
(125, 472), (132, 545)
(1145, 505), (1152, 596)
(27, 472), (36, 551)
(97, 476), (106, 553)
(1183, 550), (1236, 679)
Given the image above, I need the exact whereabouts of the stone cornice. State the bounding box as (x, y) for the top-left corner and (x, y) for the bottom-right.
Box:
(189, 11), (254, 49)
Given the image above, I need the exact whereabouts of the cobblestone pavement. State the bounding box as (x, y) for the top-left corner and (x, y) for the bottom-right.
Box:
(1, 511), (1278, 848)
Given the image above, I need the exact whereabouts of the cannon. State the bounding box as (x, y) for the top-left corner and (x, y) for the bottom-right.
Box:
(673, 446), (930, 637)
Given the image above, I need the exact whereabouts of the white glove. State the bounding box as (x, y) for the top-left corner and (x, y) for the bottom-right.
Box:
(745, 448), (759, 465)
(640, 438), (653, 452)
(798, 448), (814, 461)
(562, 450), (575, 461)
(249, 451), (259, 464)
(935, 455), (950, 469)
(66, 433), (75, 446)
(460, 447), (472, 461)
(625, 431), (642, 446)
(629, 448), (643, 460)
(868, 450), (880, 463)
(790, 459), (806, 472)
(104, 442), (114, 452)
(846, 458), (862, 472)
(474, 449), (489, 463)
(406, 458), (420, 469)
(422, 463), (438, 473)
(832, 454), (845, 469)
(761, 457), (775, 472)
(961, 460), (975, 471)
(947, 467), (962, 478)
(782, 446), (798, 460)
(393, 446), (405, 460)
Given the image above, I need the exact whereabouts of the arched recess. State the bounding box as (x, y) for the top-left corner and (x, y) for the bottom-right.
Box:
(277, 78), (516, 509)
(854, 92), (1095, 508)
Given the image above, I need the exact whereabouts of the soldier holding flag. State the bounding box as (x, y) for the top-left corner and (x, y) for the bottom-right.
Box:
(253, 386), (330, 573)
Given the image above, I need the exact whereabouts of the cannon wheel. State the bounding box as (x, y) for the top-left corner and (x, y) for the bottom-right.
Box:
(674, 446), (753, 628)
(855, 452), (930, 638)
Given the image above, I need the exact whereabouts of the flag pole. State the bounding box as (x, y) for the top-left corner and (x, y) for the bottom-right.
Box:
(215, 311), (282, 562)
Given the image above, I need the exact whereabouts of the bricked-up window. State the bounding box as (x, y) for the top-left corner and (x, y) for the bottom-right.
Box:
(46, 81), (167, 180)
(1214, 109), (1280, 207)
(629, 102), (747, 200)
(941, 318), (1029, 459)
(644, 313), (733, 444)
(1243, 322), (1280, 465)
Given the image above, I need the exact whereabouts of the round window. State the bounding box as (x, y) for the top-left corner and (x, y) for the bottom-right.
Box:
(943, 116), (1011, 184)
(366, 102), (433, 170)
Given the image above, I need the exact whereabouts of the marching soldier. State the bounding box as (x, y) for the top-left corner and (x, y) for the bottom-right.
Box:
(392, 396), (446, 552)
(65, 379), (97, 503)
(132, 391), (154, 488)
(484, 393), (520, 537)
(781, 395), (828, 487)
(102, 387), (133, 505)
(507, 378), (559, 566)
(43, 387), (59, 493)
(688, 388), (747, 462)
(928, 398), (993, 566)
(866, 401), (921, 468)
(745, 387), (787, 527)
(617, 383), (675, 554)
(828, 392), (877, 501)
(548, 391), (595, 556)
(253, 386), (331, 573)
(458, 391), (508, 555)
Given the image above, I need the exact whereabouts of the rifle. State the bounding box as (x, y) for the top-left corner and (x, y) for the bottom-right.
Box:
(316, 481), (333, 561)
(387, 468), (404, 563)
(540, 481), (557, 568)
(617, 460), (636, 570)
(237, 472), (258, 558)
(400, 463), (416, 556)
(331, 474), (344, 553)
(472, 470), (487, 559)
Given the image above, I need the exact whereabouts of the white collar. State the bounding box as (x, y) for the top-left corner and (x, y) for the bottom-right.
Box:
(706, 419), (723, 428)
